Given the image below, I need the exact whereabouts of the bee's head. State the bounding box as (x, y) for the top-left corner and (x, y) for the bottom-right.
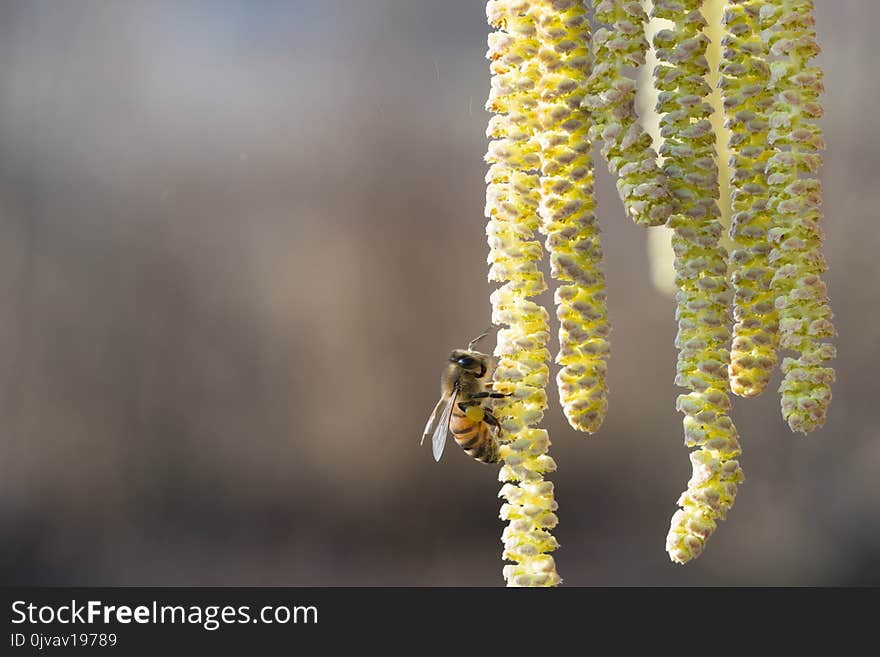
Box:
(449, 349), (492, 379)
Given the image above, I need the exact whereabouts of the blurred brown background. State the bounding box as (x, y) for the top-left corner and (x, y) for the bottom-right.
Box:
(0, 0), (876, 586)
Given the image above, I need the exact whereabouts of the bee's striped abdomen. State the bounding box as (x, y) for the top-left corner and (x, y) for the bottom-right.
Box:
(450, 405), (500, 464)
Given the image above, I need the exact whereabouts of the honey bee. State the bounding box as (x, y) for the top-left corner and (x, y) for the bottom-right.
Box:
(421, 331), (509, 464)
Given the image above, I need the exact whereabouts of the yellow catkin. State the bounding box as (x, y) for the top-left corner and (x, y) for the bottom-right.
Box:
(763, 0), (835, 433)
(533, 0), (610, 434)
(653, 0), (743, 564)
(584, 0), (675, 227)
(720, 0), (780, 398)
(704, 0), (734, 250)
(486, 0), (560, 587)
(639, 6), (678, 299)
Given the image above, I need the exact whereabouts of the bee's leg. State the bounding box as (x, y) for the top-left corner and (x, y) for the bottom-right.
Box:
(483, 410), (500, 428)
(469, 391), (512, 400)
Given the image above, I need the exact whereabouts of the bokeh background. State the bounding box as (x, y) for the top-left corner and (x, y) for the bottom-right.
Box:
(0, 0), (876, 586)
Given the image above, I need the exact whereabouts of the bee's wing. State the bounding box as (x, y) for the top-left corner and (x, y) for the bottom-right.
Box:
(421, 391), (458, 462)
(421, 397), (445, 446)
(431, 392), (458, 462)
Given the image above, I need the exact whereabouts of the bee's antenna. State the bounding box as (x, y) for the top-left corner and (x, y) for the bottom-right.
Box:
(468, 326), (493, 351)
